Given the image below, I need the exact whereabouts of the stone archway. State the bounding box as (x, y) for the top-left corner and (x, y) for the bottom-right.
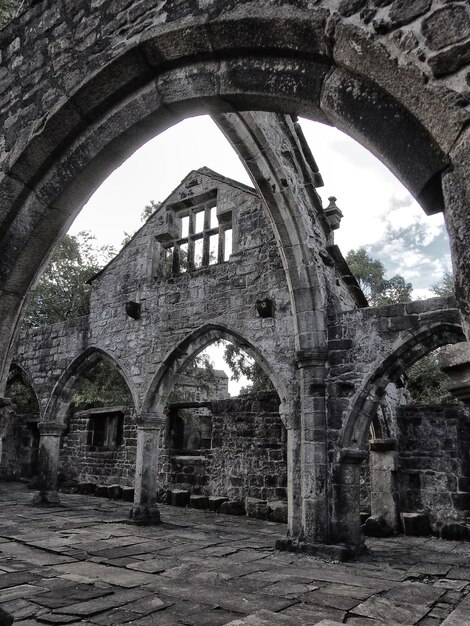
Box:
(44, 347), (137, 425)
(329, 321), (465, 551)
(142, 322), (291, 419)
(0, 1), (469, 392)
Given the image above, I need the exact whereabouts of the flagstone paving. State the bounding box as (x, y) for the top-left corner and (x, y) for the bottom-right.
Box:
(1, 484), (470, 625)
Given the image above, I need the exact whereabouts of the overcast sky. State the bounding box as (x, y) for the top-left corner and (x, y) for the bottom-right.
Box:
(68, 114), (452, 393)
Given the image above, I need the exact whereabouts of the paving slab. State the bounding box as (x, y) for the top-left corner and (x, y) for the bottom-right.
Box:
(1, 484), (470, 625)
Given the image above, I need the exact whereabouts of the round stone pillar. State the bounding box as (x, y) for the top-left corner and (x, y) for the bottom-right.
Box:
(0, 397), (15, 472)
(32, 422), (66, 506)
(130, 415), (164, 525)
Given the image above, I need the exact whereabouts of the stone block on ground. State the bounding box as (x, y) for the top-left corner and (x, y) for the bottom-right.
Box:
(77, 482), (95, 495)
(107, 484), (122, 499)
(362, 514), (393, 537)
(190, 494), (209, 509)
(170, 489), (190, 507)
(267, 500), (288, 523)
(94, 485), (109, 498)
(401, 512), (430, 536)
(121, 487), (134, 502)
(440, 522), (469, 541)
(246, 497), (269, 520)
(220, 500), (245, 516)
(208, 496), (229, 511)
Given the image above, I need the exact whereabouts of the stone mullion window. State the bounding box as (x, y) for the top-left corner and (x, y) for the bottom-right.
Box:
(163, 198), (232, 276)
(218, 226), (226, 264)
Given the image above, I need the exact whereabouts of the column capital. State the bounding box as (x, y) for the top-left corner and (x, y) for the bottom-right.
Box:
(136, 413), (165, 429)
(337, 447), (368, 464)
(38, 422), (66, 436)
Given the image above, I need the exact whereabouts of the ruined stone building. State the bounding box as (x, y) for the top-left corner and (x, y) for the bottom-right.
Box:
(0, 0), (469, 560)
(2, 148), (469, 554)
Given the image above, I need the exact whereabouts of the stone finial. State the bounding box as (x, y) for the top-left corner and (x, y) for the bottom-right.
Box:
(324, 196), (344, 231)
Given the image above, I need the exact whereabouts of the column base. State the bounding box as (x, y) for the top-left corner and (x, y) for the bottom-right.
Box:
(32, 490), (61, 507)
(129, 504), (161, 525)
(275, 536), (364, 561)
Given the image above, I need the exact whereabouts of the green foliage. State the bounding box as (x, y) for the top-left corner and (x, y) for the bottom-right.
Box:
(6, 377), (38, 413)
(406, 351), (458, 405)
(0, 0), (21, 27)
(122, 200), (161, 246)
(346, 248), (412, 306)
(22, 232), (115, 328)
(223, 342), (274, 394)
(169, 352), (219, 403)
(431, 271), (454, 297)
(70, 360), (133, 411)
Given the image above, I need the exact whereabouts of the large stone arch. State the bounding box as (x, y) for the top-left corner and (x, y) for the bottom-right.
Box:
(1, 1), (469, 390)
(141, 322), (293, 424)
(341, 322), (466, 452)
(43, 347), (137, 425)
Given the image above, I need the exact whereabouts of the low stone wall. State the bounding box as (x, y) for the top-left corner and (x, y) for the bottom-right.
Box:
(59, 408), (137, 487)
(397, 404), (470, 530)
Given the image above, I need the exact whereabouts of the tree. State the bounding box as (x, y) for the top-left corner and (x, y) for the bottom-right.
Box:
(0, 0), (21, 27)
(22, 231), (115, 328)
(406, 351), (458, 405)
(346, 248), (412, 306)
(431, 271), (454, 297)
(122, 200), (161, 246)
(70, 360), (133, 411)
(223, 342), (274, 394)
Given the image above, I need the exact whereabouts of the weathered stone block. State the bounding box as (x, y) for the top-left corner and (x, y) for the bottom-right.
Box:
(362, 514), (393, 537)
(190, 494), (209, 509)
(77, 482), (95, 495)
(207, 496), (228, 511)
(107, 484), (122, 499)
(170, 489), (190, 507)
(94, 484), (109, 498)
(246, 497), (269, 520)
(267, 500), (288, 524)
(220, 500), (245, 516)
(122, 486), (134, 502)
(401, 512), (430, 536)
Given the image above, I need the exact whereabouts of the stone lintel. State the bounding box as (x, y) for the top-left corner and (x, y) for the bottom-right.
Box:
(129, 504), (161, 525)
(38, 422), (66, 436)
(338, 447), (368, 464)
(275, 537), (363, 561)
(369, 438), (397, 452)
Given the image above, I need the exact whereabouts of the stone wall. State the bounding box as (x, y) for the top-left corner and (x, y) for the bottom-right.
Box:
(397, 404), (470, 529)
(57, 392), (287, 503)
(59, 407), (137, 487)
(207, 392), (286, 502)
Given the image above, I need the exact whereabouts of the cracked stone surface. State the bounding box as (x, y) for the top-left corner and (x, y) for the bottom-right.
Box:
(1, 484), (470, 625)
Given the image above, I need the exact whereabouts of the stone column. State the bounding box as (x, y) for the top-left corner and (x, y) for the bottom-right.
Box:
(130, 415), (164, 525)
(369, 439), (399, 533)
(0, 398), (15, 473)
(277, 354), (336, 557)
(32, 422), (66, 506)
(330, 448), (367, 557)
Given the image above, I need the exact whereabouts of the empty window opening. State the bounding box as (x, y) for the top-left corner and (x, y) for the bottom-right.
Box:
(87, 410), (124, 449)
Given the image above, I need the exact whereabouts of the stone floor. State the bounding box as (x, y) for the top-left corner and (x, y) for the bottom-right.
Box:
(1, 484), (470, 625)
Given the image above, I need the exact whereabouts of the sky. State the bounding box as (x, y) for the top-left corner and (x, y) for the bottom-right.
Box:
(68, 114), (452, 393)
